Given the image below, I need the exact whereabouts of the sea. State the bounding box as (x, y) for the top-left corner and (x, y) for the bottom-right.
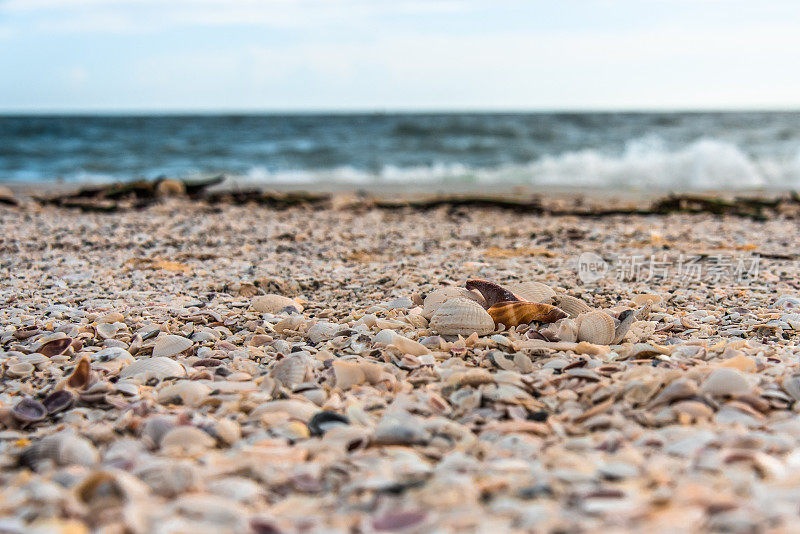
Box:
(2, 112), (800, 189)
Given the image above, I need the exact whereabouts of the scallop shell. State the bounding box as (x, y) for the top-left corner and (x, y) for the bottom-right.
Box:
(507, 281), (556, 304)
(152, 334), (193, 359)
(488, 301), (567, 328)
(119, 357), (187, 381)
(135, 459), (201, 497)
(251, 294), (303, 314)
(429, 298), (495, 336)
(576, 311), (616, 345)
(422, 287), (485, 318)
(270, 354), (312, 389)
(21, 432), (99, 469)
(464, 279), (521, 307)
(552, 294), (593, 317)
(157, 380), (213, 406)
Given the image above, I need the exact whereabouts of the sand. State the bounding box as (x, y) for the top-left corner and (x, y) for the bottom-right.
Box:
(2, 194), (800, 533)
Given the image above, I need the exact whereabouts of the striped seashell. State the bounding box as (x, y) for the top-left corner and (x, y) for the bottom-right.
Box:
(507, 281), (556, 304)
(488, 301), (567, 328)
(465, 279), (521, 308)
(20, 431), (99, 469)
(577, 310), (616, 345)
(422, 287), (485, 318)
(270, 353), (313, 389)
(152, 334), (193, 359)
(157, 380), (213, 406)
(119, 357), (187, 381)
(430, 298), (495, 336)
(552, 294), (593, 317)
(251, 294), (303, 314)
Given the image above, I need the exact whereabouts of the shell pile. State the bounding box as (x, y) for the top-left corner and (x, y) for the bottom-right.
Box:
(3, 198), (800, 532)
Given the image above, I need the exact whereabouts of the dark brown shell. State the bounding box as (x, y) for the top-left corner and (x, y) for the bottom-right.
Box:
(488, 301), (567, 327)
(67, 356), (92, 389)
(465, 280), (522, 308)
(38, 337), (72, 357)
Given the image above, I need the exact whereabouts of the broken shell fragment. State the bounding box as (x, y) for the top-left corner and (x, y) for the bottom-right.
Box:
(157, 380), (213, 406)
(430, 298), (494, 336)
(67, 356), (92, 389)
(488, 301), (567, 328)
(577, 311), (616, 345)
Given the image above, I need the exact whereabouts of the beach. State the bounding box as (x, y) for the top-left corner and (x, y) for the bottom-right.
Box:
(2, 190), (800, 532)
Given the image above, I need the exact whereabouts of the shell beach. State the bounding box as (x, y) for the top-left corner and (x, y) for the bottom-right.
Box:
(3, 194), (800, 533)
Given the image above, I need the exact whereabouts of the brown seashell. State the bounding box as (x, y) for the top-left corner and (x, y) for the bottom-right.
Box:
(552, 294), (593, 317)
(464, 279), (521, 308)
(37, 336), (72, 357)
(421, 287), (485, 318)
(488, 301), (567, 328)
(507, 281), (556, 304)
(429, 298), (494, 336)
(67, 356), (92, 389)
(43, 390), (74, 414)
(12, 397), (47, 423)
(577, 311), (616, 345)
(252, 294), (303, 314)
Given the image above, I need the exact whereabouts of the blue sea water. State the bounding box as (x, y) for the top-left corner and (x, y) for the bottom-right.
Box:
(2, 112), (800, 189)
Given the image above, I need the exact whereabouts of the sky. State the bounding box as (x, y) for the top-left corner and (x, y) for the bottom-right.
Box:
(1, 0), (800, 112)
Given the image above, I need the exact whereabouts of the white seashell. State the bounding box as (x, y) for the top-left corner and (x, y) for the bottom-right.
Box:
(422, 287), (485, 319)
(552, 294), (593, 317)
(141, 415), (177, 447)
(207, 476), (262, 504)
(782, 374), (800, 401)
(119, 357), (187, 381)
(250, 399), (319, 422)
(96, 321), (127, 340)
(701, 368), (750, 396)
(252, 294), (303, 314)
(374, 329), (430, 356)
(333, 359), (366, 389)
(6, 361), (34, 378)
(306, 321), (341, 344)
(157, 380), (212, 406)
(135, 458), (200, 497)
(429, 298), (494, 336)
(541, 318), (578, 342)
(22, 431), (99, 468)
(152, 334), (193, 358)
(507, 281), (556, 303)
(270, 354), (313, 389)
(160, 426), (216, 455)
(576, 311), (616, 345)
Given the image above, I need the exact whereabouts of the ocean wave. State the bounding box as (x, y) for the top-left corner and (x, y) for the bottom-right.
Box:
(227, 138), (800, 190)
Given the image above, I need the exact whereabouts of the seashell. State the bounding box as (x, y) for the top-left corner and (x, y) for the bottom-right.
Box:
(210, 418), (241, 445)
(577, 311), (616, 345)
(701, 367), (750, 396)
(782, 374), (800, 401)
(306, 321), (341, 344)
(97, 311), (125, 324)
(647, 378), (698, 408)
(632, 293), (662, 307)
(373, 411), (430, 445)
(252, 294), (303, 314)
(507, 281), (556, 304)
(35, 335), (72, 357)
(119, 357), (187, 381)
(429, 298), (495, 336)
(12, 397), (47, 423)
(333, 359), (366, 389)
(67, 355), (92, 389)
(21, 431), (99, 469)
(375, 330), (430, 356)
(488, 301), (567, 328)
(251, 399), (319, 422)
(612, 308), (638, 344)
(141, 415), (177, 447)
(541, 318), (578, 342)
(465, 279), (521, 307)
(207, 477), (262, 504)
(273, 315), (304, 333)
(552, 294), (593, 317)
(135, 458), (200, 497)
(160, 426), (216, 455)
(6, 361), (34, 378)
(308, 410), (350, 436)
(156, 178), (186, 197)
(43, 390), (74, 414)
(18, 352), (50, 366)
(152, 334), (193, 358)
(157, 380), (212, 406)
(271, 354), (313, 389)
(422, 287), (485, 318)
(96, 321), (126, 340)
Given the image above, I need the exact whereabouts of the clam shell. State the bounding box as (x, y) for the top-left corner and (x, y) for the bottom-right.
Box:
(429, 298), (494, 336)
(252, 294), (303, 314)
(157, 380), (213, 406)
(43, 390), (74, 414)
(507, 281), (556, 304)
(271, 353), (313, 389)
(135, 459), (200, 497)
(67, 355), (92, 389)
(306, 321), (341, 344)
(464, 279), (521, 307)
(6, 361), (34, 378)
(12, 397), (47, 422)
(488, 301), (567, 328)
(21, 432), (99, 468)
(552, 294), (593, 317)
(152, 334), (193, 358)
(35, 335), (72, 357)
(119, 357), (187, 381)
(577, 311), (616, 345)
(422, 287), (485, 318)
(160, 426), (216, 455)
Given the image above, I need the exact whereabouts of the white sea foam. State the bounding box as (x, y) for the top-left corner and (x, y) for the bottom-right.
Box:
(228, 138), (800, 190)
